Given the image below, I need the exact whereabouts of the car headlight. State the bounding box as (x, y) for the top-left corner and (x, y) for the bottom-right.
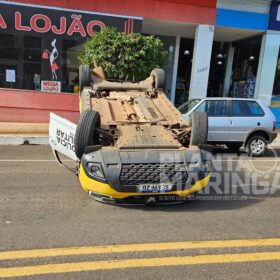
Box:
(87, 162), (105, 180)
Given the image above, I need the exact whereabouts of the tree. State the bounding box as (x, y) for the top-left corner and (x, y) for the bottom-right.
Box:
(79, 27), (167, 81)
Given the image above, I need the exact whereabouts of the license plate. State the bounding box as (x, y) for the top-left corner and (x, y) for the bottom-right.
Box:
(138, 183), (173, 193)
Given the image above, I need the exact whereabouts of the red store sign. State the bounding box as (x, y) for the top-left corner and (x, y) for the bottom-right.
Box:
(41, 81), (61, 93)
(0, 3), (142, 38)
(0, 12), (106, 37)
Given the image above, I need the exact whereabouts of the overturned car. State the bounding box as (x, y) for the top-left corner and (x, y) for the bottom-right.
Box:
(49, 66), (212, 205)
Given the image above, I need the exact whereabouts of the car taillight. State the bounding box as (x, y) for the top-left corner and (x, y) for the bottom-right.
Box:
(273, 121), (276, 132)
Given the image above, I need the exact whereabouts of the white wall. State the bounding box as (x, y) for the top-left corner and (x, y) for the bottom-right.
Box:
(170, 36), (180, 103)
(255, 32), (280, 105)
(189, 25), (214, 100)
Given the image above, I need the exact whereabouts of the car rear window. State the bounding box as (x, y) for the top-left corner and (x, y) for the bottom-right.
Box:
(231, 101), (264, 117)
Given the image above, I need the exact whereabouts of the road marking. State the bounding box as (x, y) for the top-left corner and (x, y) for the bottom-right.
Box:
(213, 159), (280, 162)
(0, 160), (73, 162)
(0, 159), (280, 163)
(0, 252), (279, 278)
(1, 238), (280, 261)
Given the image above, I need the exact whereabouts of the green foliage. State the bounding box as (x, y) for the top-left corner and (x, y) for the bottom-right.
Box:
(79, 27), (167, 81)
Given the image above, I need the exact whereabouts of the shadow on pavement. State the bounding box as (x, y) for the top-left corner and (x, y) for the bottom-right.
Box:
(117, 196), (264, 212)
(116, 183), (280, 212)
(211, 147), (280, 158)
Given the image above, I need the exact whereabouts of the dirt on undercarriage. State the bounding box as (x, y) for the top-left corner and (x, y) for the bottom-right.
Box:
(77, 68), (199, 153)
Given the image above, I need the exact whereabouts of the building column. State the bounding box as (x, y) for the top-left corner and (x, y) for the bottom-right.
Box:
(223, 44), (235, 97)
(255, 32), (280, 105)
(170, 35), (180, 103)
(189, 24), (214, 100)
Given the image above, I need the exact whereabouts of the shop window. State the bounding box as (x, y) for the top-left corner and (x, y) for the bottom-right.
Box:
(0, 34), (18, 60)
(175, 37), (194, 106)
(231, 36), (261, 98)
(0, 34), (15, 47)
(23, 36), (42, 62)
(61, 39), (82, 93)
(231, 101), (264, 117)
(23, 63), (41, 90)
(272, 48), (280, 98)
(153, 35), (176, 100)
(208, 42), (229, 97)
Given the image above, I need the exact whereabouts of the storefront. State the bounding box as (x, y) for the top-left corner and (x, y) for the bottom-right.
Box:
(229, 36), (262, 99)
(154, 0), (274, 106)
(3, 0), (280, 109)
(0, 1), (142, 93)
(0, 0), (217, 95)
(213, 0), (270, 100)
(4, 1), (280, 105)
(267, 0), (280, 127)
(0, 0), (217, 123)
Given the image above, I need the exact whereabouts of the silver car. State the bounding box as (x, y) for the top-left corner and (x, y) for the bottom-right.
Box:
(178, 98), (277, 156)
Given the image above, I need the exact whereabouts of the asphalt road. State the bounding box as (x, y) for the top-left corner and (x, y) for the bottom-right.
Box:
(0, 145), (279, 279)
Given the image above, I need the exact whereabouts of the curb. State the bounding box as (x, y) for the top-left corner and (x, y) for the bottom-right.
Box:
(0, 136), (279, 148)
(0, 136), (49, 145)
(269, 139), (280, 149)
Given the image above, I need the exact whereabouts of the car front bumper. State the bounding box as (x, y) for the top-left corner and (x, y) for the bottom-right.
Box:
(78, 148), (212, 200)
(79, 164), (211, 200)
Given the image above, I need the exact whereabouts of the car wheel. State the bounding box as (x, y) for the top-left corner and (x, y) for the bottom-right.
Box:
(74, 110), (100, 159)
(151, 68), (165, 89)
(227, 143), (242, 152)
(79, 65), (91, 92)
(246, 135), (267, 157)
(190, 112), (208, 146)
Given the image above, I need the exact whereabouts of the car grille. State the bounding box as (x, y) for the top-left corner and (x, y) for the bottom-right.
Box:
(120, 163), (188, 186)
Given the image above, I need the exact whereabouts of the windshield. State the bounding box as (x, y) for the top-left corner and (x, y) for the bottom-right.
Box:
(177, 99), (201, 114)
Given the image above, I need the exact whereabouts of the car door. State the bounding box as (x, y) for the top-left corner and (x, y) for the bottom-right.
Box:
(49, 112), (78, 163)
(194, 99), (230, 142)
(228, 100), (265, 142)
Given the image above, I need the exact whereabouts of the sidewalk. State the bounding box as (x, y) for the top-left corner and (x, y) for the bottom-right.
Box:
(0, 123), (49, 145)
(0, 122), (48, 135)
(0, 122), (280, 147)
(270, 132), (280, 148)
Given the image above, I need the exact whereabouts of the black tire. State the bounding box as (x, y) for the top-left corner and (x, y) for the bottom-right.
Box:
(227, 143), (242, 152)
(246, 135), (267, 157)
(190, 112), (208, 146)
(74, 110), (100, 159)
(79, 65), (91, 92)
(151, 68), (165, 89)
